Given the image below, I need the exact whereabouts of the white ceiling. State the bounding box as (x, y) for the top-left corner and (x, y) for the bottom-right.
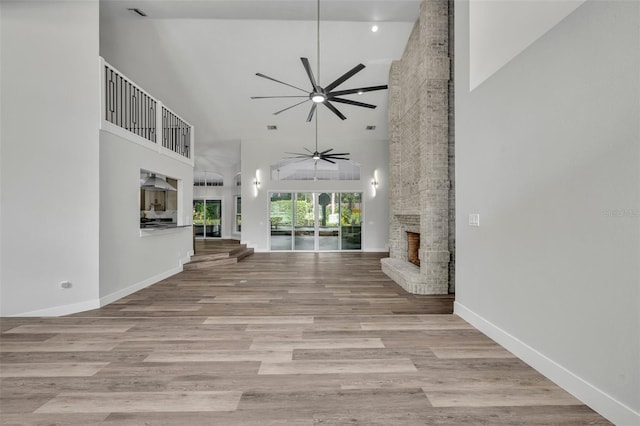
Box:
(100, 0), (420, 171)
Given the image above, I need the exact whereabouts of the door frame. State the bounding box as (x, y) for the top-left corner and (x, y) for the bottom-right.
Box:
(269, 191), (362, 252)
(193, 198), (222, 239)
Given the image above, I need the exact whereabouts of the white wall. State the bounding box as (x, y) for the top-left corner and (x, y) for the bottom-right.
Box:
(0, 1), (101, 316)
(455, 1), (640, 424)
(469, 0), (585, 90)
(99, 131), (193, 302)
(241, 136), (389, 252)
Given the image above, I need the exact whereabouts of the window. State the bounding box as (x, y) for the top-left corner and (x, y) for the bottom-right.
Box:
(235, 196), (242, 233)
(270, 159), (360, 181)
(194, 171), (224, 187)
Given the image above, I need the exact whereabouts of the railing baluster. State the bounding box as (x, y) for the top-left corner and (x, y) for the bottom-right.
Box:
(102, 61), (191, 158)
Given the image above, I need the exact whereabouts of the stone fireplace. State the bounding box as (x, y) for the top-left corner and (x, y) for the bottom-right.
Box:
(381, 0), (454, 295)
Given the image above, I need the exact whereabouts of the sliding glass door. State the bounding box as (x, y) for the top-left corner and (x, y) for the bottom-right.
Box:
(294, 192), (315, 250)
(340, 193), (362, 250)
(270, 193), (293, 250)
(193, 199), (221, 238)
(318, 193), (339, 250)
(270, 192), (361, 251)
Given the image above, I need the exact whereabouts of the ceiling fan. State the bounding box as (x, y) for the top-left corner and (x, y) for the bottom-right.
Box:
(251, 0), (388, 122)
(285, 113), (350, 164)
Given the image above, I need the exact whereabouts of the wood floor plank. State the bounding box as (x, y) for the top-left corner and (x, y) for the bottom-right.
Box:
(34, 391), (243, 413)
(258, 358), (417, 375)
(0, 413), (110, 425)
(250, 337), (385, 351)
(1, 362), (108, 377)
(203, 316), (314, 324)
(144, 350), (293, 363)
(423, 387), (583, 407)
(3, 324), (134, 334)
(431, 346), (516, 359)
(0, 341), (119, 352)
(360, 321), (474, 330)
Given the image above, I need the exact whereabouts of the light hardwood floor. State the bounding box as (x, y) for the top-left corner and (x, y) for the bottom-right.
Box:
(0, 249), (609, 425)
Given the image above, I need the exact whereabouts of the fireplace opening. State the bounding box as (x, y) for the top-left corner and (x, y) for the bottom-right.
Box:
(407, 231), (420, 266)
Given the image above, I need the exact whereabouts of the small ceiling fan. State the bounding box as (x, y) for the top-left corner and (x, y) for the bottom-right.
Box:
(251, 0), (388, 121)
(285, 113), (350, 164)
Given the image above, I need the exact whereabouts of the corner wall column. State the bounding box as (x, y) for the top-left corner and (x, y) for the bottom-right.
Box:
(419, 0), (451, 294)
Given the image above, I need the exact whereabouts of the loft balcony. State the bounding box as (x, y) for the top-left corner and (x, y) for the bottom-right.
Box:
(99, 57), (193, 165)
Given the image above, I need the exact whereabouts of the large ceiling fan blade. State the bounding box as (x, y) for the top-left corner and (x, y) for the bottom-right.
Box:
(306, 103), (317, 122)
(321, 158), (337, 164)
(284, 152), (311, 157)
(304, 147), (314, 154)
(323, 101), (347, 120)
(330, 97), (377, 109)
(329, 85), (388, 97)
(256, 73), (309, 94)
(300, 57), (319, 91)
(324, 63), (365, 92)
(251, 96), (309, 99)
(273, 99), (310, 115)
(320, 148), (334, 155)
(326, 153), (350, 157)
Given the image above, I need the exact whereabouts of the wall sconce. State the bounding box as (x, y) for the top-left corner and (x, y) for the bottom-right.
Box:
(253, 169), (261, 197)
(371, 169), (380, 197)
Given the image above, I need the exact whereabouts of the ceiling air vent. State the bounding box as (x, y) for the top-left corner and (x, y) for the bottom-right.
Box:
(267, 125), (277, 130)
(366, 125), (376, 131)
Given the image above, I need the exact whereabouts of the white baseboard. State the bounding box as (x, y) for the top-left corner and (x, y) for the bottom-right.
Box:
(100, 264), (184, 307)
(454, 301), (640, 426)
(11, 254), (197, 317)
(12, 299), (101, 317)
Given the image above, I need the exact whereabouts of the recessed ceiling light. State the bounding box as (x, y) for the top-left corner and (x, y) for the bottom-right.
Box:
(371, 25), (379, 33)
(267, 125), (277, 130)
(366, 125), (376, 131)
(357, 90), (364, 95)
(127, 8), (147, 17)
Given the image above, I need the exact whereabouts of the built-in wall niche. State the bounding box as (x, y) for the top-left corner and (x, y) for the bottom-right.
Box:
(140, 169), (179, 229)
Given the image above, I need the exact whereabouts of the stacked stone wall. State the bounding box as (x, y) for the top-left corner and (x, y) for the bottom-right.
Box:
(384, 0), (454, 294)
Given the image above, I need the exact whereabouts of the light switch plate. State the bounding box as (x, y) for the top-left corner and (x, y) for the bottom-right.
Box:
(469, 213), (480, 226)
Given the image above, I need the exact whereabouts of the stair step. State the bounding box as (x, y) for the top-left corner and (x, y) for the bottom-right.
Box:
(189, 252), (230, 263)
(234, 247), (254, 261)
(183, 257), (237, 270)
(186, 240), (254, 270)
(228, 244), (250, 257)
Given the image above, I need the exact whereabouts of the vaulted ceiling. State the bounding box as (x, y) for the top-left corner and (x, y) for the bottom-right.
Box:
(99, 0), (420, 171)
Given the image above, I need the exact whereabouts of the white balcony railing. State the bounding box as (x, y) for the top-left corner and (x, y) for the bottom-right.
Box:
(100, 57), (193, 164)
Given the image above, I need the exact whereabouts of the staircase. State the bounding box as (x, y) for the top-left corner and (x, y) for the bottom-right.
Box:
(184, 239), (254, 270)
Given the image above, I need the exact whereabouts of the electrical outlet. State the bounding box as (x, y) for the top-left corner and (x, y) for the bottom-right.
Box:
(469, 213), (480, 227)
